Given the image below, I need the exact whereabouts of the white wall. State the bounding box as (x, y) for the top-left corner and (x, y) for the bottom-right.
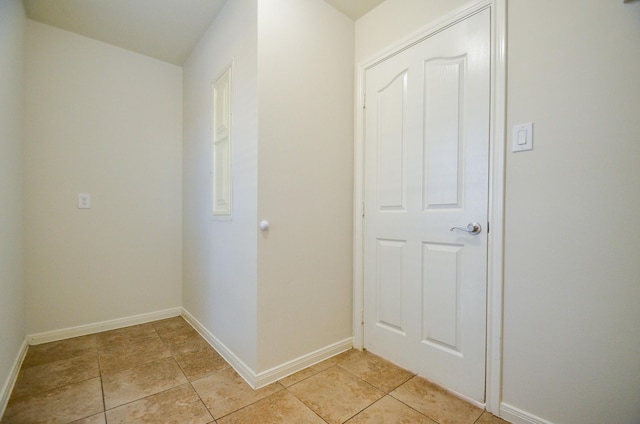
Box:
(357, 1), (640, 423)
(354, 0), (468, 64)
(182, 0), (354, 376)
(24, 21), (183, 335)
(502, 1), (640, 423)
(0, 0), (26, 410)
(256, 0), (354, 372)
(182, 0), (259, 370)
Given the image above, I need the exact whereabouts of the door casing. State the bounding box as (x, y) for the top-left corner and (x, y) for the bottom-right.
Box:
(352, 0), (506, 414)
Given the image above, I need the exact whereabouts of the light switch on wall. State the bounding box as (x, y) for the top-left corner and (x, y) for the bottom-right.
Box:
(78, 193), (91, 209)
(512, 123), (533, 152)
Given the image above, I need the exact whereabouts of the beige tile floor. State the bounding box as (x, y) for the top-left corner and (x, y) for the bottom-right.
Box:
(1, 317), (510, 424)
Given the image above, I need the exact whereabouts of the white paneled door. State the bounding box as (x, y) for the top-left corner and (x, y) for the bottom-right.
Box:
(363, 9), (490, 402)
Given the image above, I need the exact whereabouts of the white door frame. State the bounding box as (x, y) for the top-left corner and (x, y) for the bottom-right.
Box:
(352, 0), (506, 414)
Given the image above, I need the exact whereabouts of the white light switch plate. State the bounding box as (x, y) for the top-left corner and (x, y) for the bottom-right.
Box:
(78, 193), (91, 209)
(512, 123), (533, 152)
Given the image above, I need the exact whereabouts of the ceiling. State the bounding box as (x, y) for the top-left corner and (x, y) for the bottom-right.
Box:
(322, 0), (386, 20)
(22, 0), (386, 66)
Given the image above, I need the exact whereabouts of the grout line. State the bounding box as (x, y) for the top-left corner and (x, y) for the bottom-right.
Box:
(283, 367), (345, 424)
(333, 362), (387, 396)
(187, 379), (215, 422)
(155, 317), (328, 422)
(388, 393), (444, 424)
(12, 317), (474, 424)
(95, 323), (200, 415)
(285, 387), (330, 424)
(96, 340), (107, 418)
(156, 318), (216, 422)
(280, 363), (339, 389)
(388, 375), (487, 424)
(98, 374), (107, 424)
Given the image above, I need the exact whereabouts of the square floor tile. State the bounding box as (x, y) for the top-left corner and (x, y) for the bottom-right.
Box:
(279, 367), (323, 388)
(95, 323), (159, 350)
(11, 352), (99, 399)
(2, 377), (103, 424)
(279, 354), (341, 388)
(70, 413), (106, 424)
(174, 345), (229, 381)
(95, 324), (158, 351)
(98, 335), (171, 374)
(163, 332), (211, 355)
(3, 318), (502, 424)
(390, 376), (483, 424)
(102, 357), (188, 409)
(22, 335), (97, 369)
(192, 367), (284, 419)
(337, 350), (415, 393)
(345, 395), (436, 423)
(288, 366), (384, 424)
(476, 411), (511, 423)
(152, 317), (195, 340)
(218, 390), (326, 424)
(105, 384), (213, 424)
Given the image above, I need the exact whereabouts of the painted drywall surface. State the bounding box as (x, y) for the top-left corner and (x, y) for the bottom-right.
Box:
(0, 0), (26, 401)
(24, 21), (183, 335)
(256, 0), (354, 372)
(182, 0), (259, 370)
(502, 1), (640, 423)
(354, 0), (468, 64)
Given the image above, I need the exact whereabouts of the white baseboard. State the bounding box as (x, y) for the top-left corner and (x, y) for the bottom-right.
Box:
(254, 337), (353, 388)
(181, 308), (258, 387)
(27, 307), (182, 345)
(181, 307), (352, 389)
(501, 402), (556, 424)
(0, 340), (28, 418)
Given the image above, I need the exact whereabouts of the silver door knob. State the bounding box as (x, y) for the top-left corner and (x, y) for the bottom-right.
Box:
(450, 222), (482, 235)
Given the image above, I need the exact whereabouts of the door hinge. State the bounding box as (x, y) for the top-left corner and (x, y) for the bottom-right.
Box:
(362, 202), (365, 218)
(363, 93), (366, 110)
(361, 308), (364, 326)
(487, 221), (490, 234)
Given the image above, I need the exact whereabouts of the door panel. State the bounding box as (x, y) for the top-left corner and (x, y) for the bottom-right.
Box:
(422, 242), (462, 353)
(363, 9), (490, 402)
(424, 57), (464, 209)
(376, 239), (406, 334)
(376, 70), (408, 211)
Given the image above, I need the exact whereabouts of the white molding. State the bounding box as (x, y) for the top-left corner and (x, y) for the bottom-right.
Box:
(353, 0), (506, 414)
(352, 60), (366, 350)
(254, 337), (352, 388)
(211, 62), (233, 220)
(0, 340), (28, 418)
(500, 403), (556, 424)
(181, 308), (257, 388)
(358, 0), (492, 69)
(27, 307), (182, 345)
(486, 0), (507, 415)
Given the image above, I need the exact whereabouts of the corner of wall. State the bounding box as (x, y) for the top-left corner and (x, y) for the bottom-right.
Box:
(0, 0), (27, 417)
(0, 341), (28, 418)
